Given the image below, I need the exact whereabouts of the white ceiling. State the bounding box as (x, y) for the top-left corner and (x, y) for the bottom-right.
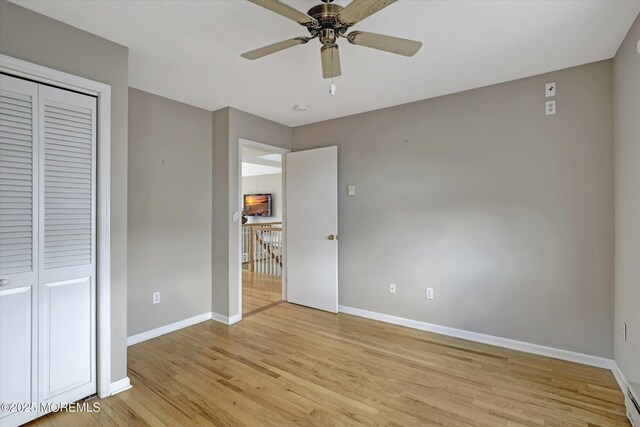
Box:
(242, 146), (282, 177)
(12, 0), (639, 126)
(242, 162), (282, 177)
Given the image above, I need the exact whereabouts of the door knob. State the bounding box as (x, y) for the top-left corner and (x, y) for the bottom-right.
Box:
(327, 234), (338, 241)
(0, 279), (8, 287)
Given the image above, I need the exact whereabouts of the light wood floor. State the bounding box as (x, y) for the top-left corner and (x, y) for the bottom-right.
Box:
(29, 303), (628, 426)
(242, 270), (282, 316)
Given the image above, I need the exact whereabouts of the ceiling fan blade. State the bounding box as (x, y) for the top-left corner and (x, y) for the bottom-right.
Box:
(242, 37), (309, 60)
(321, 44), (342, 79)
(337, 0), (396, 26)
(247, 0), (317, 26)
(347, 31), (422, 57)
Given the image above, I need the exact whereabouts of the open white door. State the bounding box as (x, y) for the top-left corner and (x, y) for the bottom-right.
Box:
(285, 146), (338, 312)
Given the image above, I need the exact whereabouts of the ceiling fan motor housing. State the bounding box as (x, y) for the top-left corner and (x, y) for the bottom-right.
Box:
(307, 3), (347, 46)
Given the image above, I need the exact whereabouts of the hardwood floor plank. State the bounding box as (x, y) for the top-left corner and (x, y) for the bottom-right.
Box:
(242, 271), (282, 316)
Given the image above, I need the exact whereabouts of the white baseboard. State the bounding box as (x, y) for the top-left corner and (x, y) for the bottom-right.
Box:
(127, 310), (240, 347)
(211, 312), (242, 325)
(612, 361), (628, 393)
(211, 312), (229, 324)
(338, 305), (614, 370)
(110, 376), (132, 395)
(127, 312), (212, 346)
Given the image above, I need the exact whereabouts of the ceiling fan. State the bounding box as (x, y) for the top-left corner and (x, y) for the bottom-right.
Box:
(241, 0), (422, 79)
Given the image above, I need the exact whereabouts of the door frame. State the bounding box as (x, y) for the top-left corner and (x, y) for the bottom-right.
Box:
(0, 54), (113, 398)
(237, 138), (290, 319)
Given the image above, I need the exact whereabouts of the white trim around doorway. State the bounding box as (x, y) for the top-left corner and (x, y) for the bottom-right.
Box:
(0, 54), (117, 398)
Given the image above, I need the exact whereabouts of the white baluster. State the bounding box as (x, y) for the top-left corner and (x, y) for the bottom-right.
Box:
(256, 232), (264, 273)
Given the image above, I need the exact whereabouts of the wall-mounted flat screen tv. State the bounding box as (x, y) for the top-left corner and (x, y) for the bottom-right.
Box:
(243, 194), (272, 217)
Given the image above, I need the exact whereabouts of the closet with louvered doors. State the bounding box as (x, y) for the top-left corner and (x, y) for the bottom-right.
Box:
(0, 74), (97, 426)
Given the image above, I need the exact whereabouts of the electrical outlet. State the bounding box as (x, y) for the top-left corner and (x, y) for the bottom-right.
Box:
(623, 322), (627, 342)
(545, 82), (556, 97)
(389, 283), (397, 294)
(426, 288), (434, 300)
(153, 292), (160, 304)
(545, 100), (556, 115)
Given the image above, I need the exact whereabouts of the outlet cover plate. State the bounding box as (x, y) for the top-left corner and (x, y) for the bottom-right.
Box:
(545, 100), (556, 115)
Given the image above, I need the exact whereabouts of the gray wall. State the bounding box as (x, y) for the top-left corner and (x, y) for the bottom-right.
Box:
(212, 108), (292, 318)
(211, 108), (230, 317)
(613, 14), (640, 382)
(242, 173), (283, 223)
(127, 88), (212, 336)
(0, 0), (129, 382)
(293, 60), (615, 358)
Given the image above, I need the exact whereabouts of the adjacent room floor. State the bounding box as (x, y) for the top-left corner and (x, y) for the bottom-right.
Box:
(28, 303), (627, 426)
(242, 270), (283, 317)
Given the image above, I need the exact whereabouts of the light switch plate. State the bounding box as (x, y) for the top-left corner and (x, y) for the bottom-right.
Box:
(545, 100), (556, 115)
(545, 82), (556, 97)
(348, 185), (356, 196)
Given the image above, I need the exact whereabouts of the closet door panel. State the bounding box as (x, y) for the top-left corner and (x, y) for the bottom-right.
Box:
(0, 74), (39, 427)
(38, 85), (96, 409)
(39, 277), (94, 400)
(0, 287), (36, 427)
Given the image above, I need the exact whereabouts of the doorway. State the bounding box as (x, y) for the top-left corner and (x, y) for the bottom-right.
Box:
(238, 139), (289, 317)
(236, 141), (339, 320)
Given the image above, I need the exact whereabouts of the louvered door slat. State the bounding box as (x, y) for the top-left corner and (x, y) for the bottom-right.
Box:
(46, 149), (91, 161)
(0, 139), (32, 149)
(1, 95), (31, 108)
(0, 106), (31, 117)
(2, 144), (32, 154)
(44, 102), (92, 117)
(0, 86), (35, 276)
(44, 111), (91, 126)
(41, 92), (95, 271)
(45, 120), (92, 133)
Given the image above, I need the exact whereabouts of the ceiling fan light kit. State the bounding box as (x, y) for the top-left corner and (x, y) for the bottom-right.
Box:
(242, 0), (422, 85)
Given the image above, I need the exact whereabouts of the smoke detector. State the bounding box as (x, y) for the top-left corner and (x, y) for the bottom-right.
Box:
(293, 104), (308, 112)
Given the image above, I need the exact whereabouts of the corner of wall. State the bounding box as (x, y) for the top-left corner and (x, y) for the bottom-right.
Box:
(613, 12), (640, 385)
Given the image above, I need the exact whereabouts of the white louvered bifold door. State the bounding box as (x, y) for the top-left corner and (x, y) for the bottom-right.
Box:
(0, 74), (40, 427)
(37, 85), (96, 409)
